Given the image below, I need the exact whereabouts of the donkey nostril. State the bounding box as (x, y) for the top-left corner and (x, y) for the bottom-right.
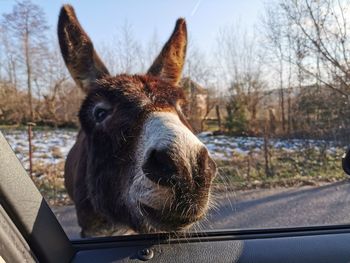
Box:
(142, 149), (178, 185)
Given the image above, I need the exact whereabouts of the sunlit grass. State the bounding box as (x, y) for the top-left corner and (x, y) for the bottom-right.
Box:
(214, 147), (347, 190)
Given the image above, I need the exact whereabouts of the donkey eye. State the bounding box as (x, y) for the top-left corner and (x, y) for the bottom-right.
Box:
(93, 107), (110, 123)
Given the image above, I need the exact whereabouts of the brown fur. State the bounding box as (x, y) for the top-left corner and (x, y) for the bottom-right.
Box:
(147, 18), (187, 85)
(58, 5), (216, 236)
(58, 5), (109, 92)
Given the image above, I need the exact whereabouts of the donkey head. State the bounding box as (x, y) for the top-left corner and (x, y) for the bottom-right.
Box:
(58, 5), (217, 233)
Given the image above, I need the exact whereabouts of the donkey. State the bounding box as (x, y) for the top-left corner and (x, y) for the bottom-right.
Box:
(58, 5), (217, 237)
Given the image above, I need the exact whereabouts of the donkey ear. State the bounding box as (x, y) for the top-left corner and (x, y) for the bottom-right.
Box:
(58, 5), (109, 93)
(147, 18), (187, 86)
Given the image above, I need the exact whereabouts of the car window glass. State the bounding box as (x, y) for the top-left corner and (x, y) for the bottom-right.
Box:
(1, 0), (349, 240)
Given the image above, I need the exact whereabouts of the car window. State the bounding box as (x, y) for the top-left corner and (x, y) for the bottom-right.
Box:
(1, 0), (349, 240)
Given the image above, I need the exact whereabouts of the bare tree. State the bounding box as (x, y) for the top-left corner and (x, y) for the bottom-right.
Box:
(114, 21), (144, 73)
(184, 39), (214, 86)
(98, 21), (146, 75)
(266, 0), (350, 96)
(145, 29), (161, 68)
(0, 24), (20, 87)
(215, 24), (267, 134)
(262, 6), (287, 132)
(1, 0), (49, 121)
(261, 0), (350, 138)
(38, 44), (69, 125)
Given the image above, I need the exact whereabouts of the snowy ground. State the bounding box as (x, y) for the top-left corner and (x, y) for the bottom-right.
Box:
(1, 129), (76, 169)
(1, 129), (346, 168)
(198, 133), (345, 160)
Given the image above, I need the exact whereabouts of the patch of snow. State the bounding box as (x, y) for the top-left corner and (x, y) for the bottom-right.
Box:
(1, 129), (346, 166)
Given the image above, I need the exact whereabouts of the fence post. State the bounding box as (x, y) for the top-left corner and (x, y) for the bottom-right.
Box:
(27, 122), (36, 179)
(264, 120), (273, 178)
(216, 105), (222, 132)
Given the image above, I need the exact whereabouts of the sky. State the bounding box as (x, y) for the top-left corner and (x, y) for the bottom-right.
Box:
(0, 0), (265, 53)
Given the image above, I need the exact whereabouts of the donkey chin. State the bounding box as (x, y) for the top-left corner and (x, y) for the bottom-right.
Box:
(128, 112), (217, 233)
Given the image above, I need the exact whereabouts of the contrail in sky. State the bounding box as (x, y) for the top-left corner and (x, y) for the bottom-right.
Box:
(191, 0), (202, 16)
